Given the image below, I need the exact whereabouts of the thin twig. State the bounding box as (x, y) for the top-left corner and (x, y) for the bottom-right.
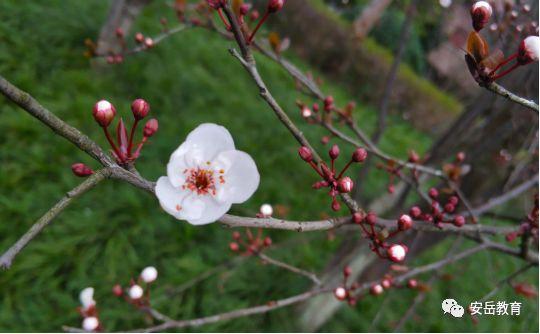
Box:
(258, 253), (321, 285)
(484, 82), (539, 114)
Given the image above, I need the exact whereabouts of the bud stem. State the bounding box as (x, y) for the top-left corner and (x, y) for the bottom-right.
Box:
(248, 10), (270, 44)
(217, 8), (231, 30)
(127, 119), (139, 155)
(336, 160), (353, 180)
(492, 62), (521, 81)
(103, 127), (124, 160)
(490, 53), (517, 76)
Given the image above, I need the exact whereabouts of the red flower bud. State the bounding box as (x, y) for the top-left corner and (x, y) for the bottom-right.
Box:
(250, 10), (260, 21)
(92, 100), (116, 127)
(409, 206), (422, 218)
(444, 203), (455, 213)
(387, 244), (407, 263)
(365, 212), (377, 225)
(239, 3), (250, 15)
(135, 32), (144, 43)
(143, 118), (159, 137)
(448, 196), (459, 206)
(267, 0), (285, 13)
(381, 278), (392, 289)
(338, 177), (354, 193)
(343, 266), (352, 277)
(131, 98), (150, 120)
(331, 199), (341, 212)
(232, 231), (241, 240)
(352, 212), (364, 224)
(115, 27), (124, 38)
(456, 151), (466, 163)
(387, 184), (395, 194)
(470, 1), (492, 31)
(428, 188), (439, 199)
(324, 95), (334, 106)
(329, 144), (340, 159)
(408, 150), (420, 163)
(453, 215), (466, 227)
(370, 284), (384, 296)
(298, 146), (313, 162)
(312, 103), (320, 112)
(263, 236), (272, 247)
(352, 147), (368, 162)
(398, 214), (413, 231)
(112, 284), (123, 296)
(71, 163), (94, 177)
(321, 136), (330, 145)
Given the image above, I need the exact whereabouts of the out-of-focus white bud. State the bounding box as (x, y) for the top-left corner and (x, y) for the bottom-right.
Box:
(140, 266), (158, 283)
(82, 317), (99, 332)
(79, 287), (96, 310)
(129, 285), (144, 299)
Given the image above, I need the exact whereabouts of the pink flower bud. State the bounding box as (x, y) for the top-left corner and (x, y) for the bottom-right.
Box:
(144, 37), (154, 48)
(409, 206), (422, 218)
(71, 163), (94, 177)
(407, 279), (418, 289)
(207, 0), (227, 9)
(398, 214), (413, 231)
(453, 215), (465, 227)
(229, 242), (239, 252)
(470, 1), (492, 31)
(239, 3), (250, 15)
(263, 236), (272, 247)
(143, 118), (158, 137)
(131, 98), (150, 120)
(370, 284), (384, 295)
(92, 100), (116, 127)
(298, 146), (313, 162)
(267, 0), (285, 13)
(338, 177), (354, 193)
(115, 27), (124, 38)
(505, 232), (518, 242)
(352, 147), (368, 162)
(312, 103), (320, 112)
(352, 212), (364, 224)
(381, 278), (392, 289)
(428, 187), (439, 199)
(334, 286), (347, 300)
(518, 36), (540, 64)
(408, 150), (420, 163)
(387, 244), (407, 263)
(301, 106), (312, 118)
(448, 196), (459, 206)
(387, 184), (395, 194)
(329, 144), (340, 159)
(232, 231), (241, 240)
(324, 95), (334, 107)
(331, 199), (341, 212)
(112, 284), (123, 297)
(444, 203), (455, 213)
(321, 136), (330, 145)
(250, 10), (260, 21)
(135, 32), (144, 43)
(343, 266), (352, 277)
(456, 151), (466, 163)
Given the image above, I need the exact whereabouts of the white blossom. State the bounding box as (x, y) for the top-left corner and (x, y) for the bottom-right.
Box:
(260, 203), (273, 217)
(82, 317), (99, 332)
(129, 284), (144, 299)
(79, 287), (96, 311)
(140, 266), (158, 283)
(156, 124), (260, 225)
(522, 36), (540, 62)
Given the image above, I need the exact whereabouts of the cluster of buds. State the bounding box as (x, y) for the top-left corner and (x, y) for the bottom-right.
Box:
(465, 1), (539, 83)
(487, 1), (538, 36)
(506, 194), (539, 243)
(334, 268), (423, 304)
(298, 144), (367, 211)
(352, 212), (409, 262)
(297, 96), (356, 127)
(206, 0), (285, 43)
(409, 188), (467, 228)
(78, 287), (101, 332)
(375, 150), (426, 194)
(112, 266), (159, 309)
(90, 99), (158, 166)
(229, 228), (272, 255)
(442, 152), (467, 182)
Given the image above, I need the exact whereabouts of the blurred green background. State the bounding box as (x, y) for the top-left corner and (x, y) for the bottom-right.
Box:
(0, 0), (537, 332)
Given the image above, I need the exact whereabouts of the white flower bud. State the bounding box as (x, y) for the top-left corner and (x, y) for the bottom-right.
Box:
(260, 204), (273, 217)
(333, 287), (347, 300)
(140, 266), (158, 283)
(79, 287), (96, 310)
(129, 284), (144, 299)
(82, 317), (99, 332)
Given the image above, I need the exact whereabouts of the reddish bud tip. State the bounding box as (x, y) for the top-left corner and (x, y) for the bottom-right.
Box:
(135, 32), (144, 43)
(428, 188), (439, 199)
(312, 103), (320, 112)
(444, 203), (455, 213)
(329, 144), (340, 159)
(263, 236), (272, 247)
(112, 284), (123, 297)
(409, 206), (422, 218)
(408, 150), (420, 163)
(448, 196), (459, 206)
(298, 146), (313, 162)
(331, 199), (341, 212)
(71, 163), (94, 177)
(144, 37), (154, 48)
(456, 151), (466, 163)
(239, 3), (251, 15)
(250, 10), (260, 21)
(131, 98), (150, 120)
(267, 0), (285, 13)
(352, 147), (368, 163)
(92, 100), (116, 127)
(398, 214), (413, 231)
(370, 284), (384, 296)
(453, 215), (466, 227)
(470, 1), (492, 31)
(324, 95), (334, 106)
(338, 177), (354, 193)
(343, 266), (352, 277)
(115, 27), (124, 38)
(387, 244), (407, 263)
(381, 278), (392, 289)
(143, 118), (159, 137)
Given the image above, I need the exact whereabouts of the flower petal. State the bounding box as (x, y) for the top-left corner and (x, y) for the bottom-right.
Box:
(170, 123), (235, 163)
(187, 197), (232, 225)
(213, 150), (260, 204)
(155, 177), (204, 220)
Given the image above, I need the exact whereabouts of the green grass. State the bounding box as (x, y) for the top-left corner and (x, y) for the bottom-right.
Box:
(0, 0), (537, 332)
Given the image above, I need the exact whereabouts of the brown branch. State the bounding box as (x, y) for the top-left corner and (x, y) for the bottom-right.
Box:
(484, 82), (539, 114)
(478, 263), (534, 302)
(0, 169), (111, 269)
(258, 253), (321, 285)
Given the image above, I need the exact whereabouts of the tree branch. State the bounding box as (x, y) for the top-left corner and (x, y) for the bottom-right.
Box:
(484, 82), (539, 114)
(258, 252), (321, 285)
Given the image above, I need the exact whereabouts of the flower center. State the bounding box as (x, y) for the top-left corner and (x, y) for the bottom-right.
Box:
(182, 164), (225, 196)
